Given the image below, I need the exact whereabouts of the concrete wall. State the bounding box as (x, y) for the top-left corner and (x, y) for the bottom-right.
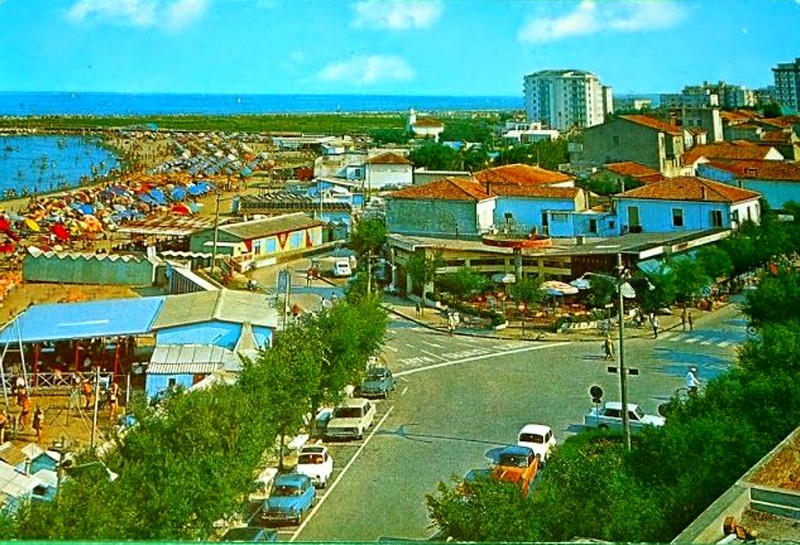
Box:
(367, 164), (413, 188)
(23, 252), (156, 285)
(494, 196), (580, 234)
(615, 197), (757, 233)
(386, 199), (492, 237)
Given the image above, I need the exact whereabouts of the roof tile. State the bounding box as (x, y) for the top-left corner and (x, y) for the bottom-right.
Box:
(682, 142), (781, 164)
(474, 164), (573, 185)
(366, 152), (412, 165)
(619, 115), (682, 136)
(617, 176), (760, 203)
(603, 161), (665, 182)
(388, 177), (492, 201)
(704, 159), (800, 181)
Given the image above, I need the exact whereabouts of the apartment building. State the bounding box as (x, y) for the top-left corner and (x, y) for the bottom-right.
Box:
(523, 69), (610, 131)
(773, 58), (800, 111)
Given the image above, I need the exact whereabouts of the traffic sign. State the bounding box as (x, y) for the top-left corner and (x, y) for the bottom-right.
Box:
(607, 366), (639, 376)
(277, 270), (289, 292)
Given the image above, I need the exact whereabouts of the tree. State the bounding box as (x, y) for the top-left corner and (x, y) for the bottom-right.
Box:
(369, 128), (411, 145)
(437, 267), (489, 300)
(405, 250), (442, 306)
(696, 245), (733, 282)
(462, 146), (492, 173)
(508, 276), (543, 307)
(408, 142), (462, 171)
(585, 273), (617, 309)
(240, 326), (323, 470)
(635, 267), (676, 313)
(495, 140), (568, 171)
(669, 257), (710, 304)
(349, 217), (387, 259)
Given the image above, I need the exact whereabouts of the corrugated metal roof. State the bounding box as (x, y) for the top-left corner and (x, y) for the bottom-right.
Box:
(147, 361), (225, 374)
(151, 289), (278, 330)
(0, 462), (41, 499)
(118, 215), (222, 237)
(218, 213), (323, 241)
(0, 296), (166, 344)
(149, 344), (240, 374)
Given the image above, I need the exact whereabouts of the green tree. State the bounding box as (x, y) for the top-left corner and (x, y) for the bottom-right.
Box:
(495, 140), (568, 171)
(636, 267), (676, 313)
(437, 267), (489, 300)
(581, 172), (641, 196)
(585, 273), (617, 309)
(369, 128), (411, 145)
(742, 272), (800, 327)
(669, 257), (710, 304)
(508, 275), (543, 307)
(240, 326), (323, 470)
(408, 142), (462, 171)
(349, 218), (387, 259)
(405, 251), (442, 307)
(462, 146), (492, 172)
(696, 245), (733, 281)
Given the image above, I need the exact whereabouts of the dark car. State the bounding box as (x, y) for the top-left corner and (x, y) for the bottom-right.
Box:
(357, 367), (396, 398)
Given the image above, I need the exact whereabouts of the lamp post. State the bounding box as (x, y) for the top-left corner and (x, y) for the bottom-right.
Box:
(616, 252), (632, 451)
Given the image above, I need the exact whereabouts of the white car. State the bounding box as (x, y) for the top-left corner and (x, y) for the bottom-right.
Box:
(333, 259), (352, 277)
(324, 398), (376, 440)
(296, 445), (334, 488)
(584, 401), (666, 431)
(516, 424), (557, 463)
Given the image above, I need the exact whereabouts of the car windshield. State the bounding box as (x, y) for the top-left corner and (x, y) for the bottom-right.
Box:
(519, 433), (544, 444)
(499, 454), (530, 468)
(298, 454), (324, 465)
(273, 484), (301, 497)
(333, 407), (362, 418)
(366, 369), (388, 380)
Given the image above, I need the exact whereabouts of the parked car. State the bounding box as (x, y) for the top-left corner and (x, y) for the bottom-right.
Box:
(584, 401), (666, 431)
(220, 527), (278, 542)
(516, 424), (557, 463)
(296, 445), (334, 488)
(260, 473), (316, 526)
(324, 398), (376, 440)
(332, 259), (352, 277)
(356, 366), (396, 398)
(492, 445), (539, 496)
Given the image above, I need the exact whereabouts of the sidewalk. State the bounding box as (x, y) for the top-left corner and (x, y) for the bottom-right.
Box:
(381, 294), (723, 344)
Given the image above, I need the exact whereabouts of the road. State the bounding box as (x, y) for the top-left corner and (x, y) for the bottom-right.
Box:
(285, 302), (746, 541)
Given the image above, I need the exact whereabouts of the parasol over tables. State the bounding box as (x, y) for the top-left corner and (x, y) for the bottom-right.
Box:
(492, 272), (516, 284)
(541, 280), (579, 296)
(24, 218), (41, 232)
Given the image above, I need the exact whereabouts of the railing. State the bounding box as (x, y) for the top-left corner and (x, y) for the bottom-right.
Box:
(3, 371), (117, 394)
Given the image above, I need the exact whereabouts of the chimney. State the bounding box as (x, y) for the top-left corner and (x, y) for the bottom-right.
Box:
(701, 186), (707, 200)
(485, 181), (491, 195)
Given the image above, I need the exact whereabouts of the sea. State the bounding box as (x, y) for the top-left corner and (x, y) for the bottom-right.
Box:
(0, 92), (522, 117)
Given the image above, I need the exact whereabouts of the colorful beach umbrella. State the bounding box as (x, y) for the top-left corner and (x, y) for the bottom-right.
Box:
(24, 218), (40, 232)
(52, 223), (70, 241)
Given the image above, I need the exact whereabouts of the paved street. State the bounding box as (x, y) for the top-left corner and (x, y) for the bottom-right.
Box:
(287, 301), (746, 541)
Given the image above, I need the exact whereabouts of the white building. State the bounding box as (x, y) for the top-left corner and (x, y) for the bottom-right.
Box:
(523, 69), (609, 131)
(773, 58), (800, 111)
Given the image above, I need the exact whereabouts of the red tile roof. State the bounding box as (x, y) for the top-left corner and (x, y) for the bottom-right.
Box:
(474, 164), (573, 185)
(412, 117), (444, 128)
(720, 110), (762, 124)
(705, 159), (800, 181)
(603, 161), (665, 182)
(489, 183), (580, 199)
(617, 176), (760, 203)
(619, 115), (682, 136)
(682, 142), (779, 164)
(761, 131), (792, 144)
(388, 177), (491, 201)
(366, 152), (412, 165)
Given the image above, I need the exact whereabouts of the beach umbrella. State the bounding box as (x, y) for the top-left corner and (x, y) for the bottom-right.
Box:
(491, 273), (516, 284)
(24, 218), (40, 232)
(186, 183), (202, 196)
(84, 215), (102, 232)
(569, 277), (591, 290)
(0, 217), (10, 233)
(52, 223), (70, 241)
(0, 242), (15, 254)
(171, 203), (191, 216)
(79, 204), (94, 215)
(170, 186), (187, 201)
(540, 280), (579, 296)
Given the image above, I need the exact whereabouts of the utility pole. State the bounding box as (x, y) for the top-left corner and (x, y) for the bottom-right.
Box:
(91, 367), (100, 449)
(211, 191), (221, 276)
(617, 252), (632, 451)
(367, 251), (372, 296)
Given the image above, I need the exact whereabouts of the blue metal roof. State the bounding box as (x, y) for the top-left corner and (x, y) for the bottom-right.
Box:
(0, 296), (166, 343)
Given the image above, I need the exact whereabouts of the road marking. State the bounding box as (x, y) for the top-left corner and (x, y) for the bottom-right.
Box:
(395, 343), (569, 377)
(420, 341), (444, 348)
(401, 386), (408, 396)
(396, 355), (438, 366)
(419, 349), (449, 361)
(701, 337), (720, 345)
(440, 348), (492, 360)
(718, 340), (732, 347)
(661, 332), (676, 341)
(290, 406), (395, 542)
(384, 345), (398, 353)
(685, 337), (700, 344)
(404, 343), (416, 349)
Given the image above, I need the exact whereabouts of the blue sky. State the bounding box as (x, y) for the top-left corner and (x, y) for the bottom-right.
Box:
(0, 0), (798, 96)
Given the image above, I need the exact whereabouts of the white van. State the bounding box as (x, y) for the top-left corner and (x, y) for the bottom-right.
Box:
(332, 259), (352, 277)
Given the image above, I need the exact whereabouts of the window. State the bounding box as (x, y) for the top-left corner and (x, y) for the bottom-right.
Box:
(589, 219), (597, 233)
(672, 208), (684, 227)
(710, 210), (723, 227)
(612, 135), (620, 146)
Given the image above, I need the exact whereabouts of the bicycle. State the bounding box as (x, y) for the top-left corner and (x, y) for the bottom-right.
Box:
(674, 384), (705, 402)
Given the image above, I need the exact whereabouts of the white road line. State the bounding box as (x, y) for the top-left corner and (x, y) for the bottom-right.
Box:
(419, 349), (449, 361)
(404, 343), (416, 349)
(718, 341), (732, 347)
(384, 346), (398, 353)
(290, 406), (395, 542)
(685, 337), (700, 344)
(661, 332), (676, 341)
(395, 343), (569, 377)
(701, 337), (720, 345)
(401, 386), (408, 396)
(420, 341), (444, 349)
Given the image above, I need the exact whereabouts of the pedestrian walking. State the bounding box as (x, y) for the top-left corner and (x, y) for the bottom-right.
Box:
(0, 411), (7, 443)
(687, 311), (694, 331)
(681, 307), (688, 331)
(32, 407), (44, 444)
(415, 301), (422, 317)
(652, 315), (660, 339)
(13, 374), (26, 406)
(603, 335), (614, 360)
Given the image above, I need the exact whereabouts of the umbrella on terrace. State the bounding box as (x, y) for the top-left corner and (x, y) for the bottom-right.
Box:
(540, 280), (579, 296)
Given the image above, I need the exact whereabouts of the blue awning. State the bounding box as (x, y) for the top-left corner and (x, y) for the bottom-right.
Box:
(637, 251), (697, 275)
(0, 296), (166, 343)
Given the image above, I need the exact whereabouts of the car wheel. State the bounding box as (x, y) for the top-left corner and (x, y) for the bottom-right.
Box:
(319, 478), (327, 489)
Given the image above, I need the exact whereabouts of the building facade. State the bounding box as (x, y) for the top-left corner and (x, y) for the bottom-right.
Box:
(523, 69), (609, 130)
(773, 58), (800, 111)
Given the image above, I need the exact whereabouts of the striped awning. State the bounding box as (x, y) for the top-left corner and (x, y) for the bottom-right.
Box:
(147, 344), (240, 375)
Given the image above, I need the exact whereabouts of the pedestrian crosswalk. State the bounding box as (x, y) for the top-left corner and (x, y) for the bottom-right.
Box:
(659, 331), (743, 348)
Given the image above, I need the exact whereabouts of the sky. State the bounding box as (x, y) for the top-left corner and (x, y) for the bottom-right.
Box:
(0, 0), (798, 97)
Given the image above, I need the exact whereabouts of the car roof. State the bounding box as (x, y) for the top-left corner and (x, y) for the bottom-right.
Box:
(338, 397), (370, 408)
(274, 473), (310, 486)
(299, 445), (327, 454)
(499, 444), (534, 456)
(518, 424), (553, 435)
(604, 401), (641, 411)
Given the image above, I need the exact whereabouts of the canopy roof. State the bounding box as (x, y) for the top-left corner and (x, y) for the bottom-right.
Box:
(0, 297), (166, 344)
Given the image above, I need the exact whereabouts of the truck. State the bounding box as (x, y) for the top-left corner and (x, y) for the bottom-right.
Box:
(492, 445), (539, 496)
